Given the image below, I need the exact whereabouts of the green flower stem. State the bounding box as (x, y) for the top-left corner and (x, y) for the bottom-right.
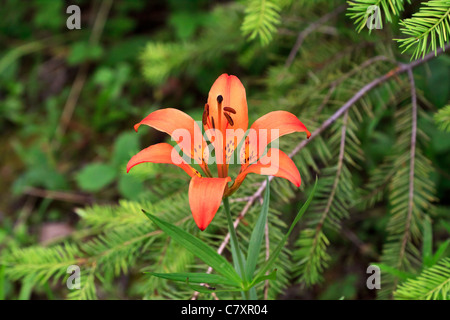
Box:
(223, 197), (249, 299)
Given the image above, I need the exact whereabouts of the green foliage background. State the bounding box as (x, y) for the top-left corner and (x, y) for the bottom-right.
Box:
(0, 0), (449, 300)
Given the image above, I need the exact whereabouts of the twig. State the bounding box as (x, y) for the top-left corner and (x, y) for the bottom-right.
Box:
(285, 5), (346, 68)
(192, 44), (450, 300)
(229, 196), (253, 203)
(315, 55), (389, 115)
(53, 0), (113, 148)
(341, 224), (379, 260)
(305, 111), (348, 266)
(24, 187), (94, 204)
(211, 292), (220, 300)
(290, 43), (450, 158)
(13, 197), (37, 231)
(395, 68), (417, 289)
(317, 110), (348, 231)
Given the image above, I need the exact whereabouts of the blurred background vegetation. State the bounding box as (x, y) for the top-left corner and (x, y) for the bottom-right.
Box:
(0, 0), (449, 300)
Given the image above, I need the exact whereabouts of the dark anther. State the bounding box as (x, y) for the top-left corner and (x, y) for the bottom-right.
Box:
(194, 170), (202, 177)
(202, 110), (208, 125)
(217, 95), (223, 103)
(211, 117), (215, 129)
(205, 103), (209, 116)
(224, 113), (234, 126)
(223, 107), (236, 114)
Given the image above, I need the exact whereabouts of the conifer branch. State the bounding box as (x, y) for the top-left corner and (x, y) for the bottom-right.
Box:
(397, 69), (417, 270)
(394, 258), (450, 300)
(192, 44), (450, 298)
(285, 5), (347, 67)
(317, 110), (348, 231)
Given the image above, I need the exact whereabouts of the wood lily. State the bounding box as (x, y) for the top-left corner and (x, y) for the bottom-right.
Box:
(127, 74), (310, 230)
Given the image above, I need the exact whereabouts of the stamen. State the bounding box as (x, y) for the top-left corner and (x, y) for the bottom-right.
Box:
(223, 107), (236, 114)
(211, 117), (215, 129)
(192, 169), (202, 178)
(224, 112), (234, 126)
(205, 103), (209, 116)
(202, 110), (208, 125)
(217, 95), (223, 103)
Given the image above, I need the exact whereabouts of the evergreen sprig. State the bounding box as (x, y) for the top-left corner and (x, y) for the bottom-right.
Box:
(241, 0), (281, 45)
(347, 0), (409, 32)
(396, 0), (450, 60)
(434, 105), (450, 132)
(394, 258), (450, 300)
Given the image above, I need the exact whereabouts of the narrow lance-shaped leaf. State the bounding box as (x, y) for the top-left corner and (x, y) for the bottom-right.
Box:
(431, 239), (450, 266)
(245, 177), (270, 280)
(251, 177), (318, 284)
(186, 280), (244, 294)
(142, 210), (242, 285)
(223, 198), (247, 283)
(252, 269), (277, 285)
(146, 272), (240, 287)
(375, 263), (416, 281)
(422, 216), (433, 268)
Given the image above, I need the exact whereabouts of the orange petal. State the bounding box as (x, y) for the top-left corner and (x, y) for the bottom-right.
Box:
(242, 111), (310, 165)
(134, 108), (207, 165)
(251, 110), (310, 145)
(127, 143), (199, 177)
(206, 74), (248, 177)
(189, 176), (231, 231)
(235, 148), (301, 188)
(207, 74), (248, 133)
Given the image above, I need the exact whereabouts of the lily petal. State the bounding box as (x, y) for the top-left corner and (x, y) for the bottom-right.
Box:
(134, 108), (207, 165)
(206, 74), (248, 177)
(251, 111), (310, 139)
(189, 176), (231, 230)
(207, 74), (248, 133)
(235, 148), (301, 188)
(241, 111), (310, 165)
(127, 143), (200, 177)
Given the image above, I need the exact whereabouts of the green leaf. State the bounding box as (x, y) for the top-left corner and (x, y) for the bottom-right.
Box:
(18, 276), (34, 300)
(147, 272), (240, 287)
(423, 216), (433, 268)
(223, 198), (247, 284)
(75, 163), (117, 192)
(394, 258), (450, 300)
(245, 177), (270, 280)
(376, 263), (415, 281)
(431, 240), (450, 266)
(0, 264), (5, 300)
(185, 282), (243, 294)
(252, 177), (318, 284)
(434, 105), (450, 132)
(241, 0), (281, 45)
(112, 132), (140, 167)
(142, 210), (242, 285)
(232, 245), (247, 281)
(118, 174), (144, 200)
(441, 220), (450, 233)
(252, 268), (277, 285)
(67, 42), (103, 65)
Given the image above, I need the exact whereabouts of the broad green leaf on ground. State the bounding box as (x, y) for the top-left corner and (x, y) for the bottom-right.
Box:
(75, 163), (116, 192)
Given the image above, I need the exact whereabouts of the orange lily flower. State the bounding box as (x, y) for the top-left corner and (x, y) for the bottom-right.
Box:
(127, 74), (310, 231)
